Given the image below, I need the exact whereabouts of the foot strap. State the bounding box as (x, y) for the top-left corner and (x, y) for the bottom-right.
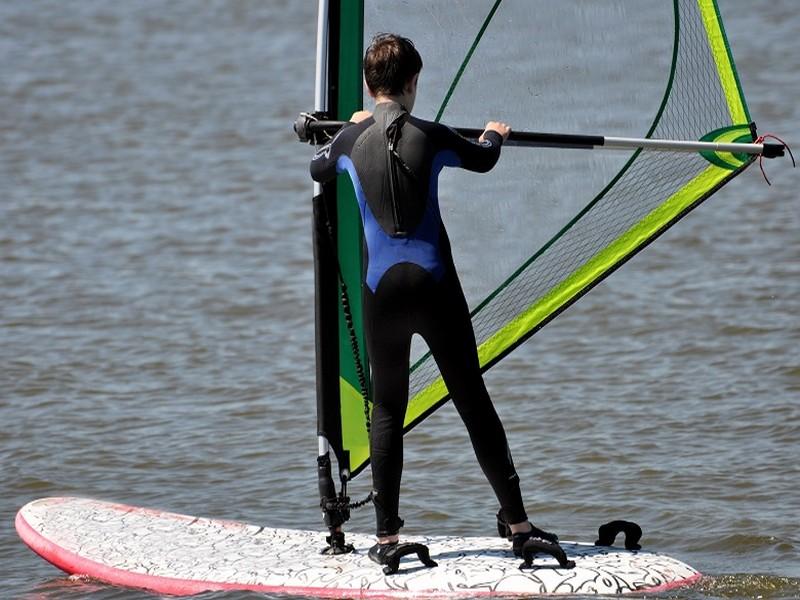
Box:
(519, 538), (575, 570)
(369, 542), (438, 575)
(595, 520), (642, 551)
(497, 510), (559, 544)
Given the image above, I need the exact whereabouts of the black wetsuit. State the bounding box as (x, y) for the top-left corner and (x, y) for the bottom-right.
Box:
(310, 101), (527, 536)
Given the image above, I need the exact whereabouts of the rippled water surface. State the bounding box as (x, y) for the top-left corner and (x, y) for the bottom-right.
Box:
(1, 2), (798, 599)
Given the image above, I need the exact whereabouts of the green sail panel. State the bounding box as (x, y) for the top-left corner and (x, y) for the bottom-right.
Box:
(335, 0), (370, 476)
(332, 0), (756, 476)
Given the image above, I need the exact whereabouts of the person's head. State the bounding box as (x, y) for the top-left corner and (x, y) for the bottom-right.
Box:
(363, 33), (422, 110)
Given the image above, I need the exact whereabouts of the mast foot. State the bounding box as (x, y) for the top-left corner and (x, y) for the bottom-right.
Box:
(321, 530), (355, 555)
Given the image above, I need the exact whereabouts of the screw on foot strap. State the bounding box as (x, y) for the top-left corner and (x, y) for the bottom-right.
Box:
(595, 520), (642, 551)
(519, 538), (575, 570)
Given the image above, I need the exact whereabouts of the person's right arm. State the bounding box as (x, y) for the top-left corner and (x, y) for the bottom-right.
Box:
(480, 121), (511, 143)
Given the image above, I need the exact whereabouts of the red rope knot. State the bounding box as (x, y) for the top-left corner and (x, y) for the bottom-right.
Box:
(755, 133), (795, 186)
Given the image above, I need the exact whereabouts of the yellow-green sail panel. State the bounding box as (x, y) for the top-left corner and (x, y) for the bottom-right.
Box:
(698, 0), (751, 125)
(340, 377), (370, 472)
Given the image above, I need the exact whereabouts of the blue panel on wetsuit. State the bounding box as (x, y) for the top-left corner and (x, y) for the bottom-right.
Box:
(337, 151), (460, 292)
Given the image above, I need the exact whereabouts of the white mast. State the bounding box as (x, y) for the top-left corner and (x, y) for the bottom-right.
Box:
(314, 0), (330, 460)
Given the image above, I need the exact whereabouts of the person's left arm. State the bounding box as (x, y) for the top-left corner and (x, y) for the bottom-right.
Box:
(309, 111), (372, 183)
(309, 128), (348, 183)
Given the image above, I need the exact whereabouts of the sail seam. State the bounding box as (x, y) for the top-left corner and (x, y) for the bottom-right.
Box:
(434, 0), (503, 123)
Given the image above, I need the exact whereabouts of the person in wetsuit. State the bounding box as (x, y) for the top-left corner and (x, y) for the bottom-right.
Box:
(310, 34), (557, 566)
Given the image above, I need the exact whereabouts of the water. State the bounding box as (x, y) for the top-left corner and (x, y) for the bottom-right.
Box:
(1, 1), (798, 598)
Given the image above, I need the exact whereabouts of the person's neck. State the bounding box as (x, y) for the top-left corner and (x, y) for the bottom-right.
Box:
(374, 95), (408, 110)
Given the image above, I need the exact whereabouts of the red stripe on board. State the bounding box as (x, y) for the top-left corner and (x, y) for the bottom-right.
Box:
(642, 572), (703, 593)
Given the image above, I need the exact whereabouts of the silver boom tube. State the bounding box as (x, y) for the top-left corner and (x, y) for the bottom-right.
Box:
(589, 136), (767, 155)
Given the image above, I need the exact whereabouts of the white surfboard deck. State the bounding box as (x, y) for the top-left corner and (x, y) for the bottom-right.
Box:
(16, 497), (700, 597)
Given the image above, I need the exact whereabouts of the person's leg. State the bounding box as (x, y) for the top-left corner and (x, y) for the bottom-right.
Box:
(363, 274), (415, 542)
(369, 346), (409, 542)
(418, 272), (528, 525)
(419, 273), (559, 552)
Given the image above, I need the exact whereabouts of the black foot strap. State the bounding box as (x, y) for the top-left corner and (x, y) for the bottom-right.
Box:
(519, 538), (576, 570)
(320, 531), (355, 555)
(595, 520), (642, 551)
(370, 542), (438, 575)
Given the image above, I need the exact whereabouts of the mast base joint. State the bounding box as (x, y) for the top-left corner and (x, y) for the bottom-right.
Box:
(321, 530), (355, 555)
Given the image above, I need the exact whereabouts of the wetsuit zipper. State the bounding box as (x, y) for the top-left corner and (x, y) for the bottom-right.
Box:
(386, 125), (406, 237)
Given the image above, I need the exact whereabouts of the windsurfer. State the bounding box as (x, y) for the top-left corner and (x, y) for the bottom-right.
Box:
(309, 33), (558, 566)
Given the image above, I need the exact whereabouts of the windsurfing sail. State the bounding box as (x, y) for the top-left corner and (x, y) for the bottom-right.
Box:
(308, 0), (773, 482)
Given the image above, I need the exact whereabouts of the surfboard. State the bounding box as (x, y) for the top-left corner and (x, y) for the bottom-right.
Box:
(16, 497), (700, 597)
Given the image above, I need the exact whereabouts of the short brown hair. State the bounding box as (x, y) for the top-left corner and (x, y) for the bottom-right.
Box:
(363, 33), (423, 96)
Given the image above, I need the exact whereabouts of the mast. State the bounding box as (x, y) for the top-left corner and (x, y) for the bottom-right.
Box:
(312, 0), (366, 553)
(312, 0), (343, 548)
